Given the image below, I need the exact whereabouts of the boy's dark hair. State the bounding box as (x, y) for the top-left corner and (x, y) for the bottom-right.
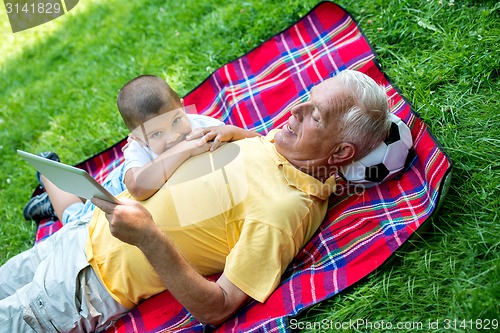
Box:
(117, 75), (182, 131)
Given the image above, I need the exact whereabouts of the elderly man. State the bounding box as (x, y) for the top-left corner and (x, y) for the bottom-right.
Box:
(0, 70), (391, 332)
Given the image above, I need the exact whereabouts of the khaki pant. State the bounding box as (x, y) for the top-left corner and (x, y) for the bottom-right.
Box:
(0, 220), (128, 332)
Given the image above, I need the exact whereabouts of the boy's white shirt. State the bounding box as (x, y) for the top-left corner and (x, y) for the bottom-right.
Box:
(122, 114), (224, 175)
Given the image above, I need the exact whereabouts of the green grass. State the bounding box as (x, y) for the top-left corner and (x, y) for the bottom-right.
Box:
(1, 0), (498, 331)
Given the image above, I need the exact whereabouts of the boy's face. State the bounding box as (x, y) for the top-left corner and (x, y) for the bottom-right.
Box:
(131, 106), (192, 156)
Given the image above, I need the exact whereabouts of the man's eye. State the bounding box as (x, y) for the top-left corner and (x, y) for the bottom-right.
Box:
(312, 108), (321, 122)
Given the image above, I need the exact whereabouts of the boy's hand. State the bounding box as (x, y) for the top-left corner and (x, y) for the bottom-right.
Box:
(187, 125), (256, 151)
(168, 138), (211, 157)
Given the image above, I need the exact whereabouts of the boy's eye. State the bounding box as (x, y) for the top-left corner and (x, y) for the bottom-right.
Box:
(172, 117), (182, 126)
(151, 131), (163, 139)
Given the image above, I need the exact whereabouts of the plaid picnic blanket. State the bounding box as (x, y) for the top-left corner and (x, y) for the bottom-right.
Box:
(34, 2), (452, 332)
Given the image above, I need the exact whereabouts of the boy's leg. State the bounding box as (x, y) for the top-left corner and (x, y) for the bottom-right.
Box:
(41, 175), (84, 221)
(59, 162), (128, 225)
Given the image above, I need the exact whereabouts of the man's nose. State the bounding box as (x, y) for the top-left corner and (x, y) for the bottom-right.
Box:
(291, 104), (305, 121)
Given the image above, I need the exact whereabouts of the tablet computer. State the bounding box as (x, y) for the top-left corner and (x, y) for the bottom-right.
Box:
(18, 150), (120, 204)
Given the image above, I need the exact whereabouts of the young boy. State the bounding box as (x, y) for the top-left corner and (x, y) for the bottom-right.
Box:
(23, 75), (259, 223)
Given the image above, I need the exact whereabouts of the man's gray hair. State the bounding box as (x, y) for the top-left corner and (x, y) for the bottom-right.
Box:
(336, 70), (392, 160)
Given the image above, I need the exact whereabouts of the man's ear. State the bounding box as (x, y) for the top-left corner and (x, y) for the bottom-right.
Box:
(328, 143), (356, 165)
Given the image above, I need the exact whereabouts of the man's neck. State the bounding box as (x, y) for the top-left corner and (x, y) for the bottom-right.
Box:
(294, 164), (336, 182)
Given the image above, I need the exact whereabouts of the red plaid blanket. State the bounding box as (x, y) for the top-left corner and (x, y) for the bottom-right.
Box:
(34, 2), (451, 332)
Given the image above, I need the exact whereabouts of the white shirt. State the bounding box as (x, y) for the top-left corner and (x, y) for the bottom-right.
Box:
(122, 114), (224, 174)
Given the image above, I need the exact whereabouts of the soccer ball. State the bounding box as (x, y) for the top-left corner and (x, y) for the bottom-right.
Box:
(338, 113), (413, 188)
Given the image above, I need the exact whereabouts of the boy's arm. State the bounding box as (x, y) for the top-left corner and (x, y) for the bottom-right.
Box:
(124, 140), (209, 200)
(187, 125), (261, 151)
(125, 125), (256, 200)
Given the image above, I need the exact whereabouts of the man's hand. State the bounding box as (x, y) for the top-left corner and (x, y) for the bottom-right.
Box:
(91, 197), (157, 247)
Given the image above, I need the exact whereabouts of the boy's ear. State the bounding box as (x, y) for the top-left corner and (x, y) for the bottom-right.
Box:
(128, 134), (147, 147)
(180, 98), (185, 107)
(328, 143), (356, 166)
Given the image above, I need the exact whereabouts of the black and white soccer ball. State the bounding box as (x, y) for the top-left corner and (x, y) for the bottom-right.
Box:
(338, 113), (413, 188)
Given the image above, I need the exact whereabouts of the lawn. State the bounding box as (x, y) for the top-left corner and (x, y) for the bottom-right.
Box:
(0, 0), (498, 331)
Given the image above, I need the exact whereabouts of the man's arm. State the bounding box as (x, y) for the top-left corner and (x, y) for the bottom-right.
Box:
(91, 197), (251, 325)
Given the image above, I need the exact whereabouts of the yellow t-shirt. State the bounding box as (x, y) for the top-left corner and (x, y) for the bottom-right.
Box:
(85, 130), (336, 308)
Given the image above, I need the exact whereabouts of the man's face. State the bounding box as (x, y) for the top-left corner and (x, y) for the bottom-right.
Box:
(274, 76), (350, 172)
(132, 107), (192, 156)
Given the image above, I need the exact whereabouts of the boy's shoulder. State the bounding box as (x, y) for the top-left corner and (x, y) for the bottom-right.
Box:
(187, 114), (225, 128)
